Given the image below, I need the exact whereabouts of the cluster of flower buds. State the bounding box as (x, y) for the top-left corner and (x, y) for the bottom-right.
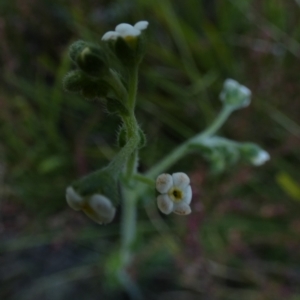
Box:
(190, 135), (270, 174)
(63, 21), (149, 113)
(64, 21), (150, 225)
(220, 79), (251, 110)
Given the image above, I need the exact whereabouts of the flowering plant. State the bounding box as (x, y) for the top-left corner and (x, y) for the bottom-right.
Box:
(63, 20), (269, 297)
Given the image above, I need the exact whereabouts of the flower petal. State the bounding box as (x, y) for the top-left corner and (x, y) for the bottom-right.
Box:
(172, 172), (190, 190)
(156, 173), (173, 194)
(157, 194), (173, 215)
(115, 23), (140, 37)
(102, 31), (120, 41)
(66, 186), (84, 211)
(182, 185), (192, 204)
(83, 194), (116, 224)
(134, 21), (149, 31)
(173, 202), (191, 215)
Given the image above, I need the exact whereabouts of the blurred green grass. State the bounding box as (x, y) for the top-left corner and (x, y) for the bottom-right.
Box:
(1, 0), (300, 299)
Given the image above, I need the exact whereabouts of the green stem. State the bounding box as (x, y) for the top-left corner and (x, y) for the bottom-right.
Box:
(120, 188), (137, 266)
(123, 64), (140, 178)
(144, 105), (234, 181)
(127, 65), (139, 111)
(118, 268), (143, 300)
(133, 174), (155, 186)
(107, 130), (139, 175)
(118, 65), (140, 293)
(126, 149), (138, 180)
(122, 113), (140, 179)
(193, 105), (234, 141)
(106, 69), (128, 101)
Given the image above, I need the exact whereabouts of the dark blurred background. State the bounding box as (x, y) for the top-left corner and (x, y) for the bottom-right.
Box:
(1, 0), (300, 299)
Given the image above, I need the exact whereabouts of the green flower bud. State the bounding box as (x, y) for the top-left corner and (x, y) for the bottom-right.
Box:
(220, 79), (251, 110)
(69, 40), (87, 62)
(63, 70), (84, 92)
(76, 45), (108, 77)
(239, 143), (270, 166)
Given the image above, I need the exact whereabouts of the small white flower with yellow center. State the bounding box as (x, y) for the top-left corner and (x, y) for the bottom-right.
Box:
(156, 172), (192, 215)
(66, 186), (116, 224)
(101, 21), (149, 42)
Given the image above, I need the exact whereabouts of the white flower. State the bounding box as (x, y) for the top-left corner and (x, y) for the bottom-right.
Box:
(251, 150), (270, 166)
(156, 172), (192, 215)
(102, 20), (149, 41)
(66, 187), (116, 224)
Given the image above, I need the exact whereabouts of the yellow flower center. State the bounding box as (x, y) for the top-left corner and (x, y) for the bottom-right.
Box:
(82, 203), (98, 220)
(169, 188), (183, 202)
(124, 36), (138, 48)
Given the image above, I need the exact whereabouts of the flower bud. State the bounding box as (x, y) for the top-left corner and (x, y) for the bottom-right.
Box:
(76, 45), (108, 77)
(69, 40), (87, 62)
(66, 168), (120, 224)
(63, 70), (84, 92)
(239, 143), (270, 166)
(66, 188), (116, 224)
(82, 194), (116, 224)
(220, 79), (251, 110)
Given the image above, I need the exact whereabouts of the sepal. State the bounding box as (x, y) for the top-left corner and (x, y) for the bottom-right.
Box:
(114, 37), (137, 66)
(72, 168), (119, 204)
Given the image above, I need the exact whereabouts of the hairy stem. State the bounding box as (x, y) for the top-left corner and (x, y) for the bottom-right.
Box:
(133, 105), (234, 198)
(118, 64), (141, 294)
(127, 65), (139, 111)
